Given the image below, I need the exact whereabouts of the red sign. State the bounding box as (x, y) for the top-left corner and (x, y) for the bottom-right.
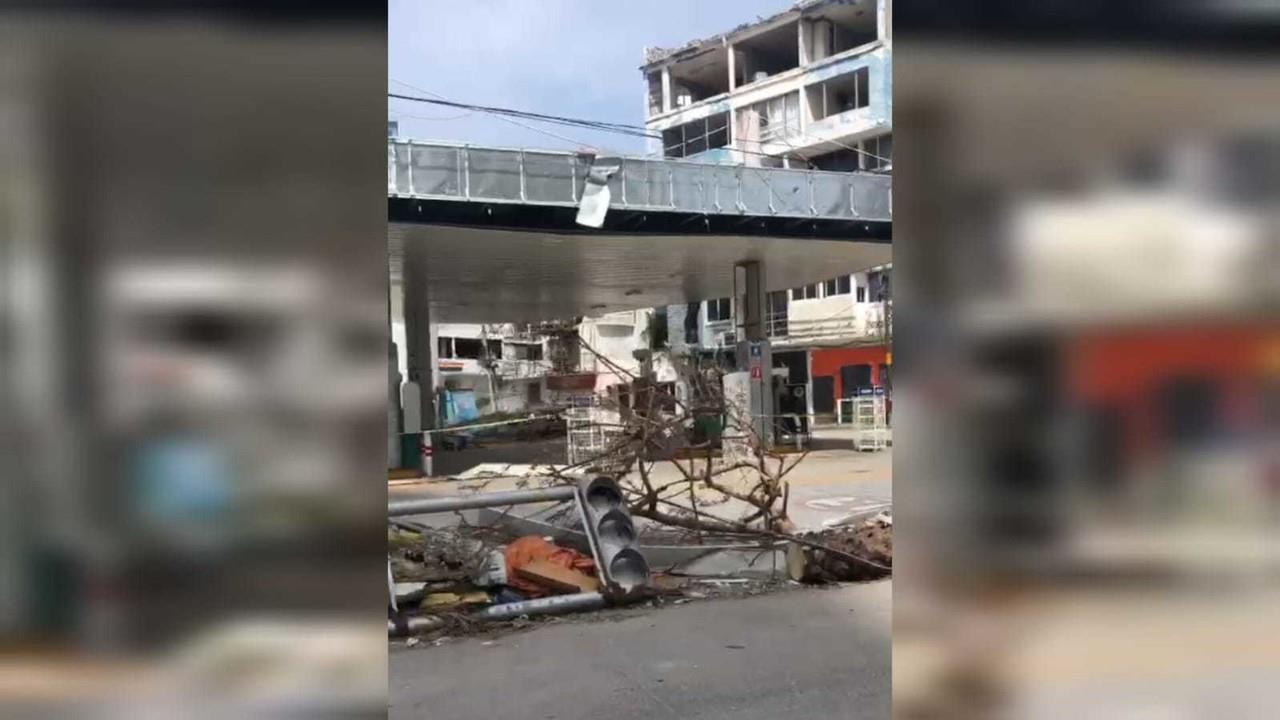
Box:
(750, 366), (762, 380)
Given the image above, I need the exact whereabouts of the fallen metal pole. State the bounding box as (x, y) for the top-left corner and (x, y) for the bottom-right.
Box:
(474, 592), (605, 621)
(388, 593), (607, 637)
(388, 485), (577, 517)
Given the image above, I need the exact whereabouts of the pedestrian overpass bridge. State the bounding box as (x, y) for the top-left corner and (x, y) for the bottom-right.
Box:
(388, 139), (891, 323)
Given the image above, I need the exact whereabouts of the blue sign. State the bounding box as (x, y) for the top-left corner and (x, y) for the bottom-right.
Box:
(749, 343), (763, 358)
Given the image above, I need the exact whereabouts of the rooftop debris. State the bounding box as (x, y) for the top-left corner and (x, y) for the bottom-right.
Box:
(641, 0), (854, 67)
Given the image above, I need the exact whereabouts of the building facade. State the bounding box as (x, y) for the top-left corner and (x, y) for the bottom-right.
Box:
(642, 0), (894, 424)
(664, 264), (891, 423)
(642, 0), (891, 172)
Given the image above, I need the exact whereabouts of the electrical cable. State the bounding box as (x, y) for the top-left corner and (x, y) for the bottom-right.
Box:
(389, 79), (630, 152)
(389, 92), (657, 138)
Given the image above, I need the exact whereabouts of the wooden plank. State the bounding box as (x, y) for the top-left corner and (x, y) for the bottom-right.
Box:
(514, 560), (600, 594)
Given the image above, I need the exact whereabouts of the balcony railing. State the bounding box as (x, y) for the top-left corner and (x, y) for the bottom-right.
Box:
(390, 139), (891, 222)
(766, 303), (889, 344)
(494, 359), (552, 379)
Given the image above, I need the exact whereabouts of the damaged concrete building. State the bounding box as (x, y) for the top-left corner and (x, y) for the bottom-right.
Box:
(642, 0), (891, 172)
(642, 0), (894, 424)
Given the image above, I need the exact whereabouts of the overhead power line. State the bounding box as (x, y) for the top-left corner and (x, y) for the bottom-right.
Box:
(388, 82), (890, 170)
(389, 79), (614, 150)
(389, 93), (659, 139)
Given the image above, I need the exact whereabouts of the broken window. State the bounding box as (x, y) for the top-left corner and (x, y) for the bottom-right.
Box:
(484, 339), (502, 359)
(512, 343), (543, 361)
(808, 147), (861, 172)
(761, 92), (801, 142)
(802, 1), (879, 63)
(805, 66), (870, 122)
(649, 306), (669, 349)
(668, 46), (730, 108)
(767, 290), (789, 337)
(735, 91), (800, 150)
(705, 297), (732, 322)
(684, 302), (701, 344)
(662, 112), (729, 158)
(647, 71), (664, 117)
(735, 20), (800, 85)
(867, 269), (892, 302)
(823, 275), (852, 296)
(791, 284), (819, 301)
(437, 336), (454, 359)
(860, 133), (892, 171)
(453, 338), (484, 359)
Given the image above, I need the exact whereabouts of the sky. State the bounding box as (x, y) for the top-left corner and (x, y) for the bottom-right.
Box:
(389, 0), (788, 155)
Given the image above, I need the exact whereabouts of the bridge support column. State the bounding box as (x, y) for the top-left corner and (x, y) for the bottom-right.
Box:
(400, 243), (436, 469)
(734, 260), (773, 450)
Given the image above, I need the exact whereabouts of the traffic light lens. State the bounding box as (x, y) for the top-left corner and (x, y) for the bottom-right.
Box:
(584, 476), (624, 512)
(608, 548), (649, 590)
(597, 509), (636, 546)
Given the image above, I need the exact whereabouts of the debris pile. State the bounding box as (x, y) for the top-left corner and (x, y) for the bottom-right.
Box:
(390, 524), (612, 640)
(788, 511), (893, 583)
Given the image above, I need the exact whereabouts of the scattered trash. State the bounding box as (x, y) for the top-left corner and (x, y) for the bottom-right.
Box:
(492, 587), (529, 605)
(502, 535), (596, 598)
(473, 549), (509, 587)
(405, 637), (420, 648)
(421, 591), (491, 609)
(514, 560), (600, 594)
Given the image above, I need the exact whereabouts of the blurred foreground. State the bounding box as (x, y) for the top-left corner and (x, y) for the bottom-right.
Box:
(893, 4), (1280, 717)
(0, 5), (387, 716)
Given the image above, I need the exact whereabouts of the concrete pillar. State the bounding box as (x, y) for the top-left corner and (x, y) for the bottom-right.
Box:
(727, 45), (737, 91)
(388, 336), (401, 468)
(734, 261), (773, 448)
(798, 19), (811, 66)
(805, 348), (816, 422)
(660, 66), (672, 114)
(401, 243), (435, 435)
(737, 260), (767, 342)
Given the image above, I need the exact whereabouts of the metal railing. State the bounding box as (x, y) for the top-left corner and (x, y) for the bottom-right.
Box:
(389, 139), (891, 222)
(494, 358), (552, 379)
(766, 304), (888, 344)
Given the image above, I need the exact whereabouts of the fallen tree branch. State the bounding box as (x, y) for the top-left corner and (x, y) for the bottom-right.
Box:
(639, 497), (890, 571)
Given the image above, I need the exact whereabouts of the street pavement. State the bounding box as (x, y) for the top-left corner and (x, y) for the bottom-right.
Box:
(389, 580), (890, 720)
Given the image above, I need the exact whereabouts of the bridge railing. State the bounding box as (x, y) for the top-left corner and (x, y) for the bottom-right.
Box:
(389, 140), (891, 222)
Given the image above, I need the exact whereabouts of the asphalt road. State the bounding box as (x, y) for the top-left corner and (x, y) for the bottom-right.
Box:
(389, 581), (891, 720)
